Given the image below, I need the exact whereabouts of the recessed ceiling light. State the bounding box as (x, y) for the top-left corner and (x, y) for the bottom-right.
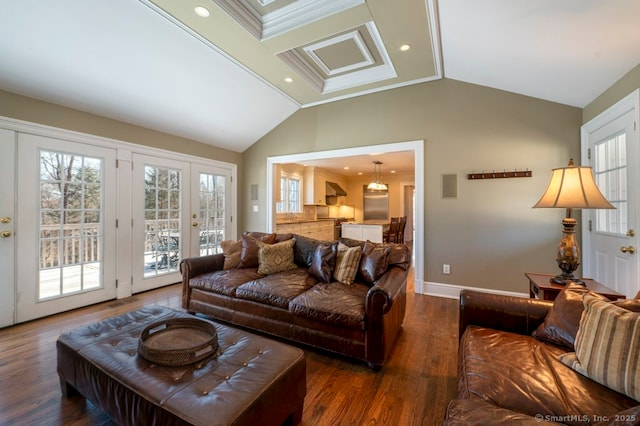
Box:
(343, 166), (350, 170)
(194, 6), (210, 17)
(400, 44), (411, 52)
(284, 77), (293, 83)
(390, 170), (397, 174)
(357, 172), (363, 175)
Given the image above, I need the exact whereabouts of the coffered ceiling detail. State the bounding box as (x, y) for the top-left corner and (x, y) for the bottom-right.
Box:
(277, 22), (396, 94)
(142, 0), (440, 106)
(212, 0), (365, 40)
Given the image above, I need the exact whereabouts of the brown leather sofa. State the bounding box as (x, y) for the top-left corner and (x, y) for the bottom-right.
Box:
(444, 290), (640, 425)
(180, 233), (411, 370)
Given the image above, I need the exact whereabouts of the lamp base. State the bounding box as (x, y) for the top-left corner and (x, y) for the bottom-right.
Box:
(550, 274), (585, 286)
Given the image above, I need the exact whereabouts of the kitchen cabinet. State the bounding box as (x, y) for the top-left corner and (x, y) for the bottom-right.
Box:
(303, 167), (326, 205)
(275, 220), (334, 241)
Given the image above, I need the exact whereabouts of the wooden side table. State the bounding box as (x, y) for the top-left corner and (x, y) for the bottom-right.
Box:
(525, 272), (626, 301)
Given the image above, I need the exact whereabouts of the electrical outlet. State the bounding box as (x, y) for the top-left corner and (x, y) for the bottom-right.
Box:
(443, 264), (450, 274)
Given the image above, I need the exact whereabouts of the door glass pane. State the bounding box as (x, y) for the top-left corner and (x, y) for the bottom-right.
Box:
(144, 165), (182, 277)
(198, 173), (226, 256)
(594, 132), (627, 235)
(39, 151), (103, 300)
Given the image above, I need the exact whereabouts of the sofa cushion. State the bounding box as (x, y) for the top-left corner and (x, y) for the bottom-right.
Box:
(238, 233), (276, 269)
(293, 235), (330, 267)
(220, 239), (242, 270)
(189, 268), (263, 297)
(458, 325), (638, 423)
(340, 238), (410, 271)
(558, 294), (640, 402)
(236, 267), (317, 309)
(532, 282), (608, 350)
(333, 243), (361, 285)
(359, 241), (391, 285)
(308, 243), (337, 283)
(289, 282), (368, 329)
(256, 238), (296, 275)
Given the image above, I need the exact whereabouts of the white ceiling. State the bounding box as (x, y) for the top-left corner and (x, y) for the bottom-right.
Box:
(1, 0), (639, 158)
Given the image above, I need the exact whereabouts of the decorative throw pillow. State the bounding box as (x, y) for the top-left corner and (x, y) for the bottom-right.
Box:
(532, 282), (608, 350)
(333, 243), (362, 285)
(238, 233), (277, 269)
(220, 239), (241, 269)
(308, 243), (337, 283)
(359, 241), (391, 286)
(256, 238), (296, 275)
(558, 294), (640, 402)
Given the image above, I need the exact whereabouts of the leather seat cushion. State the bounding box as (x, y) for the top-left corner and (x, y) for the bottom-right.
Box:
(289, 282), (367, 329)
(459, 326), (638, 424)
(189, 268), (263, 297)
(236, 268), (318, 309)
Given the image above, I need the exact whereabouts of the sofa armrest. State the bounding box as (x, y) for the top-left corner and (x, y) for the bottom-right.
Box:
(180, 254), (225, 309)
(366, 266), (407, 315)
(459, 290), (552, 339)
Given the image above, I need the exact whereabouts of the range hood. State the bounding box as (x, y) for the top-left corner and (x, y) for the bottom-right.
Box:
(326, 181), (347, 197)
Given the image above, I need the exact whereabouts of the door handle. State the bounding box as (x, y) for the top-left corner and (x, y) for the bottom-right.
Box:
(620, 246), (636, 254)
(1, 231), (11, 238)
(192, 222), (199, 227)
(0, 217), (10, 224)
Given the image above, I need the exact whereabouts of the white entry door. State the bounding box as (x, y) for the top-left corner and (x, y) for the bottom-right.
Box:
(583, 94), (639, 298)
(15, 134), (117, 322)
(0, 130), (16, 327)
(190, 164), (233, 257)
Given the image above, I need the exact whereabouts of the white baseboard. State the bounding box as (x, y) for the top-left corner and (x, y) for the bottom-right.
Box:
(419, 281), (529, 300)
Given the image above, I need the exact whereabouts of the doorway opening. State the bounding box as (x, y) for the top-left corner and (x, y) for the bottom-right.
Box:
(266, 140), (425, 292)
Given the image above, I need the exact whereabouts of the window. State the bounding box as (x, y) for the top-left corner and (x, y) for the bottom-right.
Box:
(594, 132), (627, 235)
(276, 174), (301, 213)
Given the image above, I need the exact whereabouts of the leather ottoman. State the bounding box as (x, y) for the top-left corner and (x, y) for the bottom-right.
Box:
(56, 305), (306, 426)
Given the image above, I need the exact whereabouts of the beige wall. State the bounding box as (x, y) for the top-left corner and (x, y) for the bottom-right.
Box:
(0, 90), (241, 164)
(243, 78), (582, 293)
(0, 89), (244, 235)
(583, 63), (640, 123)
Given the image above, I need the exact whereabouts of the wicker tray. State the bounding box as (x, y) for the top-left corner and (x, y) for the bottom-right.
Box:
(138, 318), (219, 366)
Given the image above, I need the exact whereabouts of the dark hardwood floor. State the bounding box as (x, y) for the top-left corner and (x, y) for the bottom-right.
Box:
(0, 277), (459, 425)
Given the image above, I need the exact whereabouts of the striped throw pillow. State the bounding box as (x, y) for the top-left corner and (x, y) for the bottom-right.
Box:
(333, 243), (362, 285)
(558, 294), (640, 401)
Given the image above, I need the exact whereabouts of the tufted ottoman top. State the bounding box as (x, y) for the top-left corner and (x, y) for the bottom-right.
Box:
(57, 305), (306, 426)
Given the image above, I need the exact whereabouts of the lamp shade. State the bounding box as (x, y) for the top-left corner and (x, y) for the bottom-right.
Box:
(533, 160), (614, 209)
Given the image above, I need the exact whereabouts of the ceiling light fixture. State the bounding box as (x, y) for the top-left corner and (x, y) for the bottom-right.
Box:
(367, 161), (388, 191)
(194, 6), (210, 17)
(284, 77), (293, 83)
(400, 44), (411, 52)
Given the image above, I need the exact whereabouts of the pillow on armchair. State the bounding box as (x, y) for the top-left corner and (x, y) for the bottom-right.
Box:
(532, 282), (608, 350)
(559, 294), (640, 402)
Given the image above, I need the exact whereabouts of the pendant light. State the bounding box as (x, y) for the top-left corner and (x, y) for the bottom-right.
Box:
(367, 161), (388, 191)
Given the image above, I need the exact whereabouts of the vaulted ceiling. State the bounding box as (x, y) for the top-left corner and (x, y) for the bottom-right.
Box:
(1, 1), (639, 154)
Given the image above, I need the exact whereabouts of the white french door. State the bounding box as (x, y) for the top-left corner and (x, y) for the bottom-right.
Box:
(583, 91), (639, 298)
(131, 154), (191, 293)
(15, 134), (117, 322)
(190, 164), (233, 257)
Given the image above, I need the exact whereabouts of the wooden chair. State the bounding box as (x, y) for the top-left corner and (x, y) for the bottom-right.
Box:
(383, 217), (400, 243)
(397, 216), (407, 244)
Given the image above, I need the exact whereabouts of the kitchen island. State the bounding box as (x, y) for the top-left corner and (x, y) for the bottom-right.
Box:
(340, 222), (387, 243)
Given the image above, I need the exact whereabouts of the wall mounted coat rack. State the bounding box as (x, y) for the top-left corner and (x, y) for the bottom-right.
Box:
(467, 169), (532, 180)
